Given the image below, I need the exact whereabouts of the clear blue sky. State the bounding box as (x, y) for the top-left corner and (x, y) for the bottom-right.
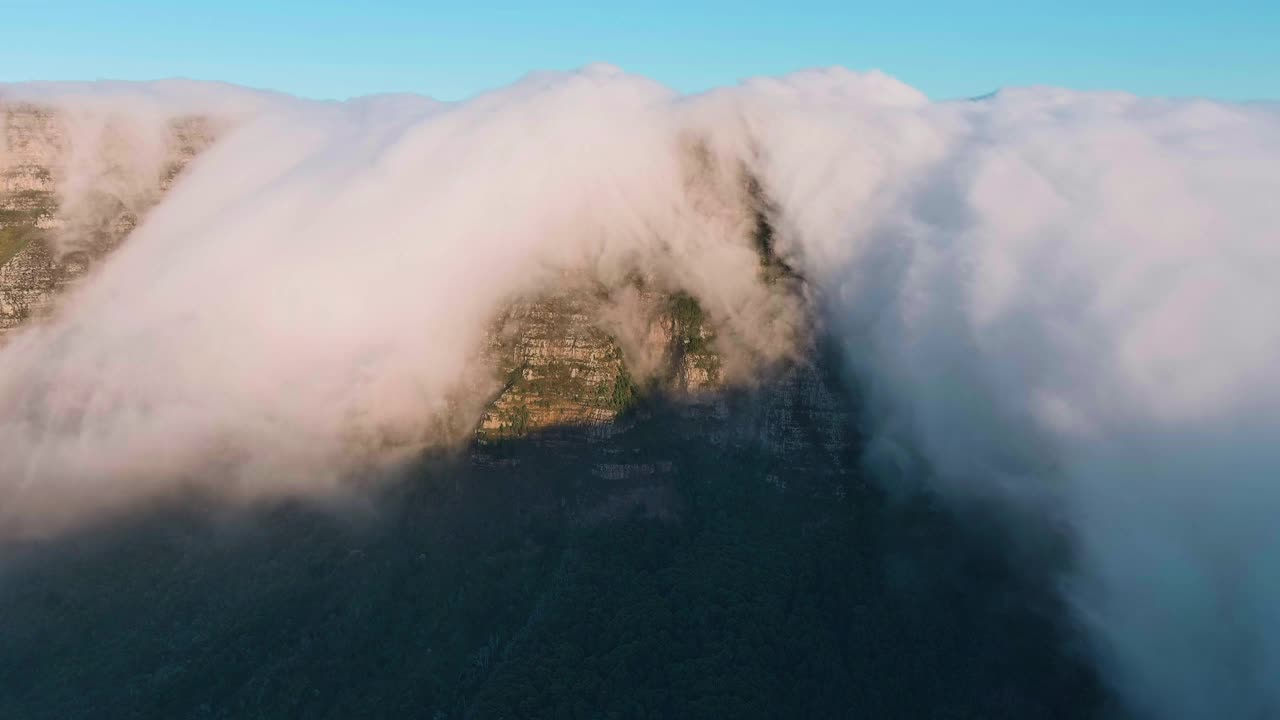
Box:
(1, 1), (1276, 101)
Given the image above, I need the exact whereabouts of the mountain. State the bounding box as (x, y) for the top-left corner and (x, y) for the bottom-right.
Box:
(0, 101), (1102, 718)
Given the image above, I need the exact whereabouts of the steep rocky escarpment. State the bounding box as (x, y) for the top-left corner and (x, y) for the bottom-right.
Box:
(469, 275), (861, 524)
(0, 104), (214, 337)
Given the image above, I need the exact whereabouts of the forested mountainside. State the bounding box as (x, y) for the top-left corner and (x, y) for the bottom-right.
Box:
(0, 101), (1102, 719)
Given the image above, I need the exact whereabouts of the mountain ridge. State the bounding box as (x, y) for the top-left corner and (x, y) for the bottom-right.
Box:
(0, 100), (1103, 719)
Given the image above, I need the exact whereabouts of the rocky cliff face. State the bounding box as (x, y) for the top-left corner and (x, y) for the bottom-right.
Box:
(1, 105), (60, 335)
(477, 282), (856, 457)
(0, 105), (861, 512)
(467, 277), (861, 522)
(0, 105), (214, 337)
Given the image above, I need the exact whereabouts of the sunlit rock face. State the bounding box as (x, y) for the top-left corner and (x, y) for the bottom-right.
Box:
(0, 105), (215, 338)
(1, 106), (60, 335)
(470, 278), (861, 518)
(476, 282), (725, 443)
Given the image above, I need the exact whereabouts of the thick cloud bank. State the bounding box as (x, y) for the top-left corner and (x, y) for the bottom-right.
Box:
(2, 67), (1279, 718)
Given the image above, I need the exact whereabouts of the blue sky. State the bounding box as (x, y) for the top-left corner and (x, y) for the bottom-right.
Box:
(1, 1), (1275, 101)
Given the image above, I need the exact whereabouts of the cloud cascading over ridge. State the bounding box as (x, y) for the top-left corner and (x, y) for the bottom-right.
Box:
(1, 65), (1278, 719)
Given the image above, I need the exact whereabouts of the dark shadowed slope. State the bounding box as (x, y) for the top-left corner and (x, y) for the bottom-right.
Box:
(0, 369), (1103, 719)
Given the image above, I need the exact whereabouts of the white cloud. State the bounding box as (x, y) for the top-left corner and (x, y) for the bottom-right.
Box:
(2, 68), (1278, 718)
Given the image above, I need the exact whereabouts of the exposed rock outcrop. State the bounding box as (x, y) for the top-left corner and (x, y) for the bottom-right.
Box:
(0, 105), (214, 337)
(1, 104), (862, 513)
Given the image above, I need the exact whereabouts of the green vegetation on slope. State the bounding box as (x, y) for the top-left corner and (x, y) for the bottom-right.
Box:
(745, 175), (801, 287)
(610, 365), (638, 413)
(0, 186), (55, 268)
(0, 225), (38, 269)
(667, 291), (710, 355)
